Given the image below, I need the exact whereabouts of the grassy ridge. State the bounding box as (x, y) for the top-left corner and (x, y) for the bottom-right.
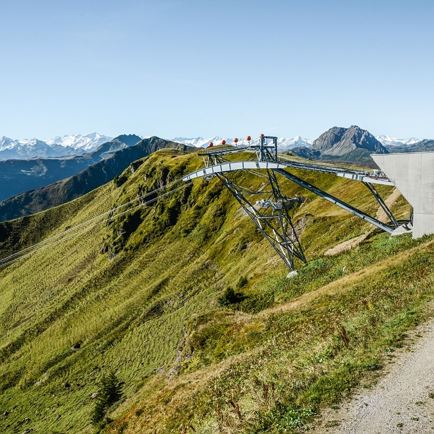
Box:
(0, 149), (431, 433)
(111, 236), (433, 433)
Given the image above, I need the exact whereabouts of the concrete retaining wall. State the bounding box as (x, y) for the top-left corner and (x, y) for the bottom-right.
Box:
(372, 152), (434, 238)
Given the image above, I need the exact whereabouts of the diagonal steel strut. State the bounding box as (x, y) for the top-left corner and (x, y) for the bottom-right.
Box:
(274, 169), (395, 234)
(363, 182), (399, 228)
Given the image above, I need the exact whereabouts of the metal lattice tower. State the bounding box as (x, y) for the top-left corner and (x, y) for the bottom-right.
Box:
(183, 135), (411, 272)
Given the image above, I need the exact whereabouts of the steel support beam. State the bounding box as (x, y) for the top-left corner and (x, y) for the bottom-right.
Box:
(183, 159), (394, 186)
(182, 161), (288, 181)
(363, 182), (399, 228)
(181, 156), (404, 270)
(217, 173), (306, 270)
(274, 169), (395, 234)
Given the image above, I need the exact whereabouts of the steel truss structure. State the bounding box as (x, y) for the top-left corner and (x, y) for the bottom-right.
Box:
(217, 171), (306, 271)
(183, 135), (410, 271)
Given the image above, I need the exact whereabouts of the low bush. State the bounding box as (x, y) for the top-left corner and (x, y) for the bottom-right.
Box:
(218, 287), (246, 306)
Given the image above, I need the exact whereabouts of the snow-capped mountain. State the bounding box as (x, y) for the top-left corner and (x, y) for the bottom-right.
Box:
(278, 136), (312, 149)
(173, 137), (221, 148)
(0, 133), (112, 160)
(45, 133), (112, 151)
(173, 136), (311, 150)
(5, 131), (426, 161)
(0, 137), (74, 160)
(376, 135), (420, 147)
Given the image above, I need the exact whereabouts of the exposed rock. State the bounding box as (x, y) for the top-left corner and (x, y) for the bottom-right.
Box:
(313, 125), (387, 157)
(312, 127), (347, 152)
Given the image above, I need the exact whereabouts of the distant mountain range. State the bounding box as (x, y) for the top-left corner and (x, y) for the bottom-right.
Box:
(0, 135), (142, 202)
(0, 136), (189, 221)
(0, 126), (432, 221)
(376, 135), (421, 147)
(2, 131), (433, 161)
(289, 126), (434, 165)
(1, 134), (312, 158)
(0, 133), (112, 159)
(173, 136), (311, 150)
(383, 139), (434, 153)
(174, 134), (434, 160)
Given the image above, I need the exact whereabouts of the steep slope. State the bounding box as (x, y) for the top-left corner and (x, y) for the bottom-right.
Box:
(0, 134), (141, 201)
(311, 127), (347, 153)
(0, 136), (187, 221)
(0, 149), (432, 433)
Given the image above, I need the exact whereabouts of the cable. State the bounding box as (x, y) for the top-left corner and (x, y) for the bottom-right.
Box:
(0, 181), (188, 268)
(0, 178), (183, 265)
(0, 180), (190, 269)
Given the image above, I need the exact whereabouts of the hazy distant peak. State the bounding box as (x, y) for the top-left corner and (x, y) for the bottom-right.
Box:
(173, 136), (312, 150)
(45, 133), (112, 150)
(0, 133), (113, 160)
(376, 135), (421, 147)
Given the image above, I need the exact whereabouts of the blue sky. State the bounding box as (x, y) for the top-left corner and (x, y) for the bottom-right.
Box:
(1, 0), (434, 140)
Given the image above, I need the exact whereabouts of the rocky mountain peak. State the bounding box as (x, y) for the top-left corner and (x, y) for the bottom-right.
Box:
(312, 125), (387, 157)
(312, 127), (347, 152)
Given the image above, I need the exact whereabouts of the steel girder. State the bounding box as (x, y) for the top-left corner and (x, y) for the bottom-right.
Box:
(274, 169), (396, 234)
(216, 171), (306, 271)
(182, 155), (405, 270)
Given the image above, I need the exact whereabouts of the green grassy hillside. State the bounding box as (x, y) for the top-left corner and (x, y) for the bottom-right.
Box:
(0, 149), (432, 433)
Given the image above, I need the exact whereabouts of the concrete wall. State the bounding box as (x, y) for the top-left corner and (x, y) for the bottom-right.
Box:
(372, 152), (434, 238)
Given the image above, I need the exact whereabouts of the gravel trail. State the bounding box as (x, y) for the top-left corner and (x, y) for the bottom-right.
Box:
(314, 319), (434, 433)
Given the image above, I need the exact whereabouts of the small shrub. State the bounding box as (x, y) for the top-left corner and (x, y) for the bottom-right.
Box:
(236, 276), (248, 289)
(135, 408), (144, 417)
(113, 174), (128, 188)
(92, 371), (123, 426)
(218, 287), (246, 306)
(238, 291), (275, 313)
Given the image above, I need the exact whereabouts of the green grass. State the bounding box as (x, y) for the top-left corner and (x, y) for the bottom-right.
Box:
(0, 149), (430, 434)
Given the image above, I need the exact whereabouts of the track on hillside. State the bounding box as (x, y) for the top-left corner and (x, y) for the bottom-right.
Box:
(313, 318), (434, 433)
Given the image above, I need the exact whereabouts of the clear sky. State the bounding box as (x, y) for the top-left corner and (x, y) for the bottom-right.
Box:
(1, 0), (434, 140)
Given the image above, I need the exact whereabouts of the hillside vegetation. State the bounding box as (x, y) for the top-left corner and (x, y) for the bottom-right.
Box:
(0, 148), (432, 433)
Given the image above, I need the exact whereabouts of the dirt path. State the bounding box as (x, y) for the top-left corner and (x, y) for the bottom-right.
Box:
(313, 319), (434, 433)
(258, 239), (433, 320)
